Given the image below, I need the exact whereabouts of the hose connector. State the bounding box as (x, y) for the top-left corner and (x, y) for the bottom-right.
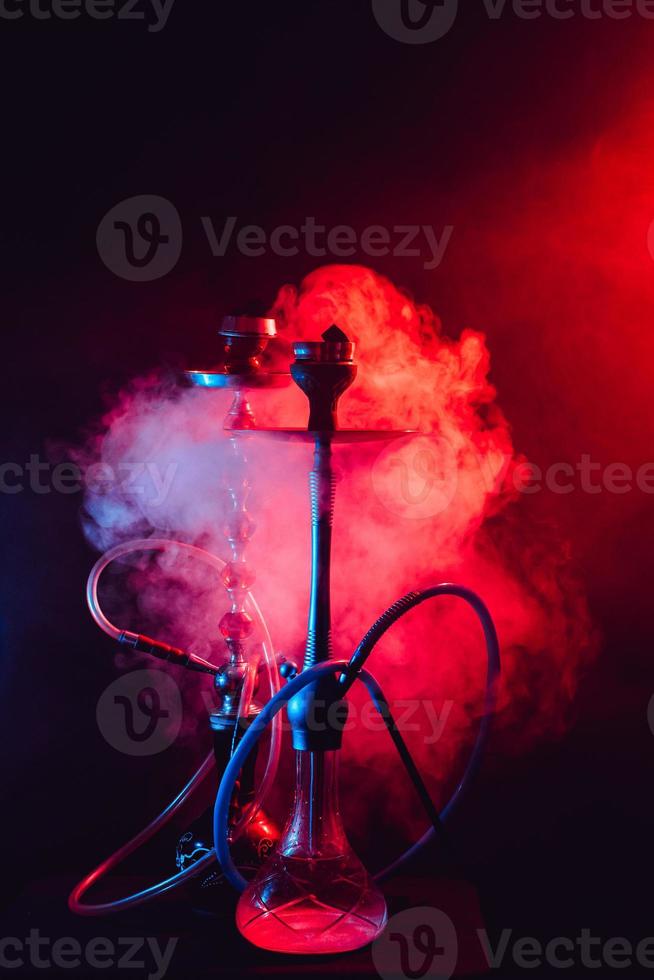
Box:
(286, 672), (349, 751)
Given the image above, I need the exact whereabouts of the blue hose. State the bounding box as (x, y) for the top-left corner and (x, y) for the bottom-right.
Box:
(214, 584), (501, 892)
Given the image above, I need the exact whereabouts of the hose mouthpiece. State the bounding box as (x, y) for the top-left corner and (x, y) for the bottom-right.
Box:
(118, 631), (218, 675)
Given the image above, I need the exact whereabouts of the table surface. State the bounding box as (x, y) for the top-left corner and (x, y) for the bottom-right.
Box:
(1, 873), (492, 979)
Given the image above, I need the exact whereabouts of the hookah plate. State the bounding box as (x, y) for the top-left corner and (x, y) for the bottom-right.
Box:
(230, 428), (417, 443)
(185, 370), (291, 390)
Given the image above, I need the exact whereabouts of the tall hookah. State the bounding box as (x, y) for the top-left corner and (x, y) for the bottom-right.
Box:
(214, 325), (501, 953)
(233, 325), (390, 951)
(71, 313), (502, 959)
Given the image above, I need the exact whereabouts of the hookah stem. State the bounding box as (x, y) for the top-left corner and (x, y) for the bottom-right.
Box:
(306, 434), (333, 852)
(305, 434), (336, 669)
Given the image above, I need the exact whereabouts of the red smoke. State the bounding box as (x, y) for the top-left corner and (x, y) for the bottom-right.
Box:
(268, 267), (595, 830)
(76, 264), (595, 838)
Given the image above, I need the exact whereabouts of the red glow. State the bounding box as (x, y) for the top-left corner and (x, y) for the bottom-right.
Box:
(74, 264), (596, 838)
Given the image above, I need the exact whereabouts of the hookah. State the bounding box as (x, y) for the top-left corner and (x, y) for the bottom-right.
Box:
(70, 311), (501, 957)
(70, 314), (288, 912)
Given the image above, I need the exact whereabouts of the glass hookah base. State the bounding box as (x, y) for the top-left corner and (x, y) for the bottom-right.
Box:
(236, 853), (388, 954)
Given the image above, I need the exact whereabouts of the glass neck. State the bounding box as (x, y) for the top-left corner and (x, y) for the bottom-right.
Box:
(280, 750), (348, 859)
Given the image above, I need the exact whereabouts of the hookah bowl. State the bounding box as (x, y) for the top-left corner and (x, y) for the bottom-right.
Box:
(234, 326), (392, 954)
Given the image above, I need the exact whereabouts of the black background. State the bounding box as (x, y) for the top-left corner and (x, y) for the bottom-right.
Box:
(1, 2), (653, 978)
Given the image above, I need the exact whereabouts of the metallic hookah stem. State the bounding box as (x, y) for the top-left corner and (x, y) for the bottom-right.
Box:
(304, 433), (337, 670)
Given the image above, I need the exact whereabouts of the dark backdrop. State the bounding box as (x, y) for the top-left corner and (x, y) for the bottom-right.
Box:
(1, 3), (653, 978)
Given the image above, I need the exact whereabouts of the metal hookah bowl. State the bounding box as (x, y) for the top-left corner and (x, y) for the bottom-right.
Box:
(186, 314), (287, 390)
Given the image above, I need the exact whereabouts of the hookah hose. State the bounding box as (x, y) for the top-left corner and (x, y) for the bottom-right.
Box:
(71, 566), (499, 912)
(69, 538), (282, 916)
(214, 584), (501, 892)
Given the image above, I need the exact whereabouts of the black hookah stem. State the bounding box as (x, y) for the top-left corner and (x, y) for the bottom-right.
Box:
(304, 433), (336, 670)
(287, 326), (356, 751)
(290, 325), (356, 671)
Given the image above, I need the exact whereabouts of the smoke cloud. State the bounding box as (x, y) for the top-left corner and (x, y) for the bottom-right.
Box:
(73, 264), (595, 838)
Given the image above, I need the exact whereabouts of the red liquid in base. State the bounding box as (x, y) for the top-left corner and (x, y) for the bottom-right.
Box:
(236, 752), (387, 954)
(237, 854), (387, 954)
